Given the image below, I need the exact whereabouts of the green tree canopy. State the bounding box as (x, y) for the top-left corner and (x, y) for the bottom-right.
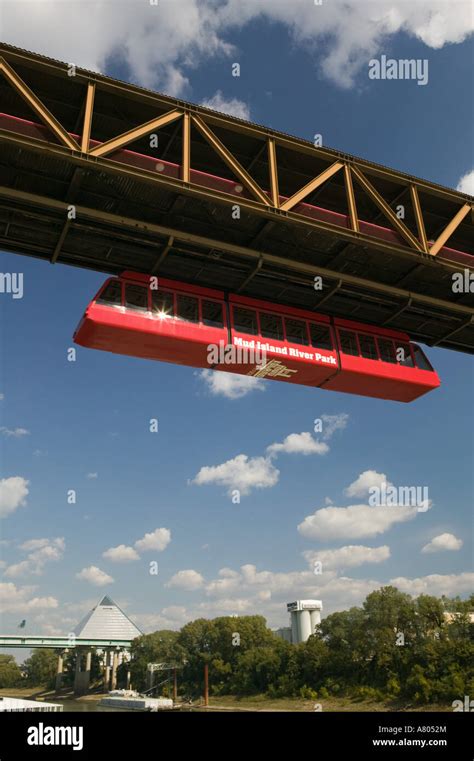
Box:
(23, 650), (58, 687)
(0, 654), (22, 688)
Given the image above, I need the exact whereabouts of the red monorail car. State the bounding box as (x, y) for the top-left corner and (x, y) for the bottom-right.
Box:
(73, 272), (441, 402)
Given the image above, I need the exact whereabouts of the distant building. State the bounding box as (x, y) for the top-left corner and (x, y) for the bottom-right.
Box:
(73, 595), (142, 641)
(443, 611), (474, 624)
(273, 626), (292, 643)
(273, 600), (323, 644)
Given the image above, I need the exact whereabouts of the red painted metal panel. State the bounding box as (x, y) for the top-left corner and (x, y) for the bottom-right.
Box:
(0, 113), (470, 263)
(73, 275), (441, 402)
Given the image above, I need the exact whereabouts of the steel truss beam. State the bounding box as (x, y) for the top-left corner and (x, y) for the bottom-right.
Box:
(1, 127), (470, 275)
(0, 49), (471, 265)
(0, 57), (80, 151)
(1, 184), (472, 327)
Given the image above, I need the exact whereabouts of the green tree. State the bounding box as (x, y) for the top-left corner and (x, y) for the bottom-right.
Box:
(232, 645), (283, 694)
(23, 650), (58, 687)
(125, 589), (473, 705)
(130, 630), (184, 692)
(0, 654), (22, 688)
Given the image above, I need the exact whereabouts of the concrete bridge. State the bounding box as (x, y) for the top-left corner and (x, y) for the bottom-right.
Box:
(0, 596), (143, 695)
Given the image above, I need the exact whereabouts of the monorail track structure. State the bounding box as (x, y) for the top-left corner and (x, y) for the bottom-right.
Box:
(0, 43), (472, 353)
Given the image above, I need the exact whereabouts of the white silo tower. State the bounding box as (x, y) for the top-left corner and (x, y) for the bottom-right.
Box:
(287, 600), (323, 644)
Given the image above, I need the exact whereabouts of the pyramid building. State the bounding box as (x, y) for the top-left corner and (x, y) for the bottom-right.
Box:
(73, 595), (143, 641)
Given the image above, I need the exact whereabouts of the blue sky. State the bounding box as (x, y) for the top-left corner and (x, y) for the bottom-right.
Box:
(0, 1), (473, 639)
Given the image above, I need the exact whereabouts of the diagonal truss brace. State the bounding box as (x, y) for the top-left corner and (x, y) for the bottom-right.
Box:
(192, 114), (271, 206)
(0, 51), (471, 262)
(0, 56), (80, 151)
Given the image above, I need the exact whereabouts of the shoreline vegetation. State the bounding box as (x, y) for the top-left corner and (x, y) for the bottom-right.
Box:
(1, 587), (472, 711)
(0, 687), (453, 712)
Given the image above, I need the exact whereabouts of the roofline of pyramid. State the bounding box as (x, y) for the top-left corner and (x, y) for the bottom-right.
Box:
(96, 594), (144, 635)
(72, 594), (144, 638)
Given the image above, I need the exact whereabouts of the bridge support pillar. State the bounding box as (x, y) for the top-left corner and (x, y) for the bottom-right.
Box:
(103, 650), (111, 693)
(73, 648), (91, 696)
(111, 650), (119, 691)
(55, 652), (64, 692)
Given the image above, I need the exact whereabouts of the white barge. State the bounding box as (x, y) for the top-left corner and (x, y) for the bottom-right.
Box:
(0, 697), (63, 712)
(99, 690), (174, 711)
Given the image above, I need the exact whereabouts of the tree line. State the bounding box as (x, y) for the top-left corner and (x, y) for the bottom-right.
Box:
(1, 587), (472, 704)
(129, 586), (474, 704)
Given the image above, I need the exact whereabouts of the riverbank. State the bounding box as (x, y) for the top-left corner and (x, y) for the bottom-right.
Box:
(197, 695), (453, 712)
(0, 687), (452, 712)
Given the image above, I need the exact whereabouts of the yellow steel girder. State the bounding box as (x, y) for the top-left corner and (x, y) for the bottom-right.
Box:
(0, 50), (471, 261)
(0, 56), (80, 151)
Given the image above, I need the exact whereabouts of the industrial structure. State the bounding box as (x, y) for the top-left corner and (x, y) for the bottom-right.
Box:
(274, 600), (323, 644)
(0, 43), (472, 356)
(0, 595), (143, 695)
(288, 600), (323, 643)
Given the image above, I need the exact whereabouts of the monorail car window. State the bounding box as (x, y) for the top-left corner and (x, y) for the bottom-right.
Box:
(125, 283), (148, 312)
(233, 306), (258, 335)
(339, 330), (359, 356)
(358, 334), (378, 360)
(377, 338), (397, 364)
(202, 300), (224, 328)
(309, 324), (333, 351)
(285, 318), (308, 346)
(260, 312), (284, 341)
(152, 290), (174, 317)
(412, 345), (433, 371)
(177, 294), (199, 323)
(395, 343), (415, 367)
(97, 280), (122, 306)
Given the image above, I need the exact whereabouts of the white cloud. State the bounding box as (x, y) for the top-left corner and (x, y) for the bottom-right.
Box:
(201, 90), (250, 119)
(4, 1), (470, 96)
(197, 565), (474, 627)
(267, 431), (329, 457)
(320, 413), (349, 440)
(0, 427), (30, 438)
(421, 533), (463, 554)
(134, 528), (171, 553)
(75, 561), (474, 633)
(133, 606), (189, 632)
(344, 470), (390, 498)
(456, 169), (474, 195)
(0, 582), (58, 613)
(30, 598), (98, 636)
(166, 569), (205, 590)
(76, 565), (114, 587)
(303, 545), (391, 571)
(390, 572), (474, 598)
(102, 544), (140, 562)
(86, 472), (98, 480)
(198, 370), (265, 400)
(19, 538), (54, 552)
(192, 454), (279, 496)
(3, 561), (31, 578)
(218, 0), (474, 88)
(205, 563), (316, 598)
(1, 0), (234, 95)
(5, 537), (65, 578)
(0, 476), (29, 518)
(140, 567), (474, 630)
(298, 503), (421, 541)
